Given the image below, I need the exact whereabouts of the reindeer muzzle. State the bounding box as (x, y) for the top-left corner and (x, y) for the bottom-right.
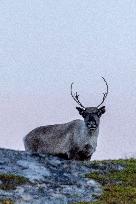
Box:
(87, 122), (97, 130)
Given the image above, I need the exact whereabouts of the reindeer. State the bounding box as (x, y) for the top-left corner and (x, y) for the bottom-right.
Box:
(24, 77), (108, 160)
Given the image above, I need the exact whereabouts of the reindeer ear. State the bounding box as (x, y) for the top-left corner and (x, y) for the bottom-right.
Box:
(76, 107), (86, 117)
(97, 106), (106, 117)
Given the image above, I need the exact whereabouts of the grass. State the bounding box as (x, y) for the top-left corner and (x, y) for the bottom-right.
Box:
(73, 158), (136, 204)
(0, 173), (30, 191)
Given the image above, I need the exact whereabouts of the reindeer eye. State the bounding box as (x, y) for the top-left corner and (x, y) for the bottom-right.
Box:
(82, 112), (87, 118)
(97, 111), (101, 117)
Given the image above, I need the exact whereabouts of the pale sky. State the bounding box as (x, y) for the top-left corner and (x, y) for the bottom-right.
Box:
(0, 0), (136, 160)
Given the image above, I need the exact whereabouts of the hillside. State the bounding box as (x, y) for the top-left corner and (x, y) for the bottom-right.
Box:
(0, 148), (135, 204)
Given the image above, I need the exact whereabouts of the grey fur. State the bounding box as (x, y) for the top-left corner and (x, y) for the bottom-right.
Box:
(24, 106), (105, 160)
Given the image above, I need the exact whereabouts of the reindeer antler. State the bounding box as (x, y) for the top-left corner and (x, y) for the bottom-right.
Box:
(97, 77), (109, 108)
(71, 82), (85, 109)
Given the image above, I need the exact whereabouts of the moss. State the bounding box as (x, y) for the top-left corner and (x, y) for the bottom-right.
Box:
(100, 185), (136, 204)
(0, 173), (30, 190)
(72, 202), (90, 204)
(0, 199), (14, 204)
(74, 158), (136, 204)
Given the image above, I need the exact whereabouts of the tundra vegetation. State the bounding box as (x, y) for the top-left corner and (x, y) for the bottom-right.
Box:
(0, 151), (135, 203)
(0, 174), (30, 191)
(74, 158), (136, 204)
(0, 199), (14, 204)
(0, 174), (30, 204)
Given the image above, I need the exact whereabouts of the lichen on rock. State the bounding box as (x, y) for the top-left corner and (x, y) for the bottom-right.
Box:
(0, 148), (102, 204)
(1, 148), (134, 204)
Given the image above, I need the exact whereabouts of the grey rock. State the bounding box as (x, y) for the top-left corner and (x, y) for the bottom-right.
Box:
(0, 148), (124, 204)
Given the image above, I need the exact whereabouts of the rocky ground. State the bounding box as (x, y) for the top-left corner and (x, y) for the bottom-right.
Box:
(0, 148), (126, 204)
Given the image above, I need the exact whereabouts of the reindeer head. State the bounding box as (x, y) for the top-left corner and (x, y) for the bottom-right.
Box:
(71, 77), (108, 131)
